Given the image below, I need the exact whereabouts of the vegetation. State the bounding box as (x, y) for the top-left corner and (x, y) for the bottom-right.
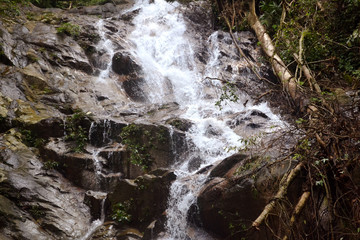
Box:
(0, 0), (27, 17)
(42, 160), (59, 170)
(64, 111), (88, 153)
(211, 0), (360, 239)
(30, 0), (112, 8)
(120, 124), (154, 171)
(56, 22), (81, 37)
(112, 200), (132, 223)
(19, 129), (45, 148)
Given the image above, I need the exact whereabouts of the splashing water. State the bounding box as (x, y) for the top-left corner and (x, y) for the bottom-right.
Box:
(127, 0), (284, 239)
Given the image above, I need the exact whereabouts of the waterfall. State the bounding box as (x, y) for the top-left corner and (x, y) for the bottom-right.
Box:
(80, 197), (106, 240)
(126, 0), (283, 239)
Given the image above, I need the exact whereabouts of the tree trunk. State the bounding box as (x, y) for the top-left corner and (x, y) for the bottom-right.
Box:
(247, 0), (300, 106)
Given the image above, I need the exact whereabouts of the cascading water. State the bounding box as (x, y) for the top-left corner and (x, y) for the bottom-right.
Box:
(126, 0), (283, 239)
(96, 19), (116, 82)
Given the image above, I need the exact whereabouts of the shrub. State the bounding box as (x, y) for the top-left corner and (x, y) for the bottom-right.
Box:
(120, 124), (153, 171)
(64, 111), (88, 153)
(112, 200), (132, 223)
(56, 22), (81, 37)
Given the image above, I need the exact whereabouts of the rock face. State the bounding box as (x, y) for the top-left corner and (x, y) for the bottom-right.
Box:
(0, 1), (181, 239)
(196, 154), (302, 239)
(0, 1), (294, 239)
(0, 129), (91, 239)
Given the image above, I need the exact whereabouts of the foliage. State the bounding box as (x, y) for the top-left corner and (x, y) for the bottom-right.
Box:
(215, 82), (239, 109)
(120, 124), (153, 171)
(19, 129), (45, 148)
(28, 205), (45, 220)
(259, 0), (360, 82)
(0, 0), (27, 17)
(42, 160), (59, 170)
(56, 22), (81, 37)
(211, 0), (360, 238)
(30, 0), (111, 8)
(64, 111), (88, 153)
(112, 200), (132, 223)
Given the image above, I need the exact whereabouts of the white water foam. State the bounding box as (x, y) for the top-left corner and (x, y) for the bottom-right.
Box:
(80, 198), (105, 240)
(96, 19), (116, 82)
(126, 0), (284, 239)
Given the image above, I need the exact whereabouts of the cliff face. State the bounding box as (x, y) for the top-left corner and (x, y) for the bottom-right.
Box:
(0, 1), (295, 240)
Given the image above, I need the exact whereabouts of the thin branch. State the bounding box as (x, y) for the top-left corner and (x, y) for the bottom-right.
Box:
(252, 162), (304, 229)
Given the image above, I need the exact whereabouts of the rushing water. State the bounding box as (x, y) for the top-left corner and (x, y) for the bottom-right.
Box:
(126, 0), (283, 239)
(86, 0), (283, 239)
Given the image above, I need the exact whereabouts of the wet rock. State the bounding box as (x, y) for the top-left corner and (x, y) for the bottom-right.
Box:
(25, 23), (93, 73)
(166, 118), (193, 132)
(205, 124), (222, 136)
(107, 171), (175, 229)
(88, 221), (118, 239)
(73, 2), (134, 18)
(84, 191), (107, 221)
(13, 99), (61, 126)
(122, 77), (147, 102)
(250, 110), (270, 119)
(188, 156), (203, 172)
(0, 129), (91, 239)
(28, 117), (65, 138)
(119, 8), (140, 22)
(116, 228), (143, 240)
(88, 119), (127, 147)
(247, 123), (261, 129)
(42, 138), (101, 189)
(112, 51), (141, 76)
(0, 23), (27, 67)
(209, 154), (247, 178)
(197, 155), (300, 238)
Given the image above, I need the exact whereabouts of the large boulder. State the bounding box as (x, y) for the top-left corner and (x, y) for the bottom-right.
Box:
(107, 170), (176, 229)
(196, 154), (302, 239)
(112, 51), (141, 76)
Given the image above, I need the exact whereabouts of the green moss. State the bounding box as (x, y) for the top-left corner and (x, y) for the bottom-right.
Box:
(0, 0), (26, 18)
(56, 22), (81, 37)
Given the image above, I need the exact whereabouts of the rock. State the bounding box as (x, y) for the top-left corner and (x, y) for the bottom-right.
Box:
(166, 118), (193, 132)
(116, 228), (143, 240)
(247, 123), (261, 129)
(25, 23), (93, 74)
(250, 110), (269, 119)
(197, 155), (301, 238)
(107, 171), (175, 229)
(14, 99), (60, 126)
(42, 139), (101, 190)
(88, 119), (127, 147)
(84, 191), (107, 221)
(0, 129), (91, 239)
(209, 153), (247, 178)
(112, 51), (141, 76)
(117, 123), (178, 176)
(28, 117), (65, 138)
(122, 76), (147, 102)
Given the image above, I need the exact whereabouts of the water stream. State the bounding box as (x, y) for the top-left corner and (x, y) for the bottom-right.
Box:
(127, 0), (282, 239)
(85, 0), (283, 239)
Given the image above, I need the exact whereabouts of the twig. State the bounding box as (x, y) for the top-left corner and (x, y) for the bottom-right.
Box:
(255, 90), (273, 103)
